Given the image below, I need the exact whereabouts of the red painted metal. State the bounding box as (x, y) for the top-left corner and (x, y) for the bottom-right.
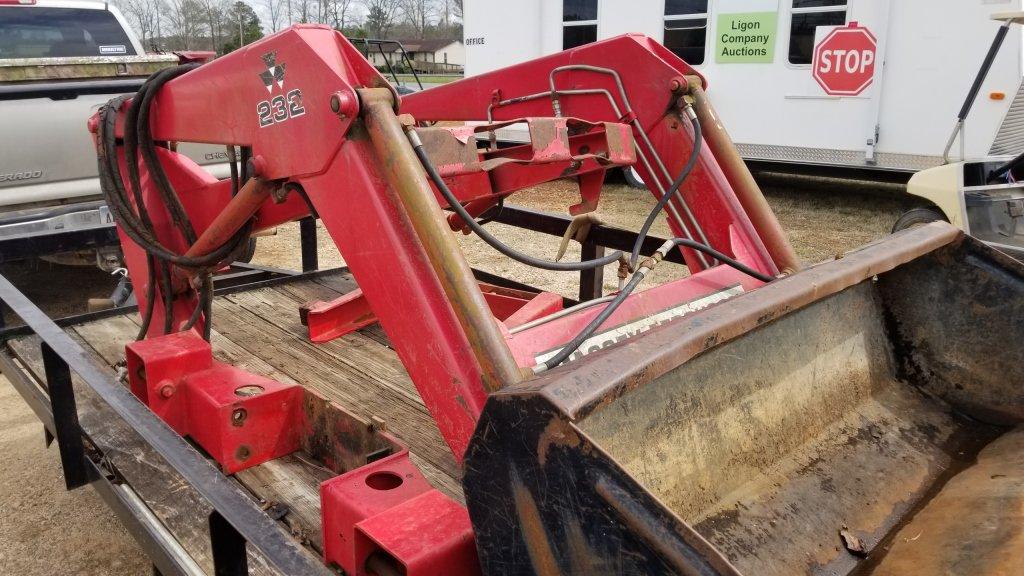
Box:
(97, 27), (782, 460)
(125, 331), (303, 473)
(302, 282), (563, 343)
(182, 177), (275, 260)
(320, 451), (478, 575)
(301, 288), (377, 344)
(421, 118), (634, 225)
(506, 265), (759, 367)
(91, 28), (803, 574)
(401, 35), (777, 277)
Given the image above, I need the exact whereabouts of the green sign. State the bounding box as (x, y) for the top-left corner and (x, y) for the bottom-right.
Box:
(716, 12), (777, 63)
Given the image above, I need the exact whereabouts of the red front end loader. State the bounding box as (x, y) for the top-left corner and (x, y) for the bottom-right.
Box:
(87, 25), (1023, 576)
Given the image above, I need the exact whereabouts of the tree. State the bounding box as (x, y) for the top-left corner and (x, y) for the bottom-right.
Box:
(289, 0), (315, 23)
(363, 0), (400, 38)
(164, 0), (206, 49)
(263, 0), (285, 31)
(322, 0), (357, 29)
(115, 0), (165, 49)
(197, 0), (224, 52)
(400, 0), (435, 39)
(221, 1), (263, 53)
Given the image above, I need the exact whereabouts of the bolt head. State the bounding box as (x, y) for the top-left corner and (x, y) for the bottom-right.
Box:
(231, 408), (248, 427)
(158, 383), (175, 398)
(329, 90), (357, 118)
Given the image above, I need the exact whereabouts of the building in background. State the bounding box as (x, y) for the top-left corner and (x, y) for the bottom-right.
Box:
(365, 38), (465, 73)
(463, 0), (1024, 174)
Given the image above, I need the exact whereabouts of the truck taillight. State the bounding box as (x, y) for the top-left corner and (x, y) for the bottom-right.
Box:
(0, 0), (38, 4)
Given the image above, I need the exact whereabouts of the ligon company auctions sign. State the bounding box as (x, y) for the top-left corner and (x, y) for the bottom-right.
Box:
(716, 12), (777, 63)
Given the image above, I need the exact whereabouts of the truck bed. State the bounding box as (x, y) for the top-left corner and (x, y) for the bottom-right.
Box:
(3, 268), (459, 571)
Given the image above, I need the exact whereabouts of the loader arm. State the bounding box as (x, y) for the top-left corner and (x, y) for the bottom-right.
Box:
(92, 25), (785, 459)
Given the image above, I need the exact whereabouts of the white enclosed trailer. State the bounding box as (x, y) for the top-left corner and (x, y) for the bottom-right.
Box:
(463, 0), (1024, 173)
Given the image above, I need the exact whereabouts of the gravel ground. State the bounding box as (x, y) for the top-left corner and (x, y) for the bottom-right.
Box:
(251, 180), (912, 297)
(0, 178), (910, 574)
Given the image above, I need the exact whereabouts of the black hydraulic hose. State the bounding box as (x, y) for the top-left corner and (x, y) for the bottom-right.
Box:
(539, 272), (645, 370)
(405, 108), (769, 371)
(666, 238), (774, 283)
(630, 111), (702, 269)
(410, 140), (622, 271)
(540, 237), (774, 370)
(97, 64), (256, 340)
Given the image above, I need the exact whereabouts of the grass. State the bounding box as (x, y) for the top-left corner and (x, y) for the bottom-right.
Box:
(394, 74), (463, 84)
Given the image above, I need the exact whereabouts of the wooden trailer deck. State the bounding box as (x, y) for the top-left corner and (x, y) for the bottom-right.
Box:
(3, 268), (459, 573)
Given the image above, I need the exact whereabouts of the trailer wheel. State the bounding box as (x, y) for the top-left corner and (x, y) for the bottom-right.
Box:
(623, 166), (647, 189)
(237, 238), (258, 263)
(892, 207), (948, 233)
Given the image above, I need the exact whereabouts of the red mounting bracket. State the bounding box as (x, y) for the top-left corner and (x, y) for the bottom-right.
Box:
(125, 331), (303, 473)
(302, 282), (563, 344)
(321, 451), (479, 575)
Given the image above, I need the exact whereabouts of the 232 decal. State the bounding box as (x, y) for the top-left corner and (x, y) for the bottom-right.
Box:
(257, 89), (305, 128)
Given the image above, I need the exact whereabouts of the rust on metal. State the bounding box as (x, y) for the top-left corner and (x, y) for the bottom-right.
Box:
(532, 221), (962, 420)
(869, 428), (1024, 576)
(555, 213), (602, 261)
(511, 475), (562, 576)
(593, 475), (742, 576)
(359, 87), (524, 392)
(684, 76), (801, 275)
(0, 54), (182, 83)
(300, 389), (398, 475)
(183, 177), (275, 261)
(415, 117), (636, 178)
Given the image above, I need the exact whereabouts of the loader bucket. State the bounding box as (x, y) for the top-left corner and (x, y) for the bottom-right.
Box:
(464, 222), (1024, 576)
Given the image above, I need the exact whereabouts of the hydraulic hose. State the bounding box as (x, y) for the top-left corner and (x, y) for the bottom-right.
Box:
(630, 107), (703, 269)
(97, 64), (254, 340)
(536, 237), (773, 371)
(404, 106), (771, 372)
(536, 271), (645, 372)
(408, 131), (622, 272)
(662, 238), (774, 283)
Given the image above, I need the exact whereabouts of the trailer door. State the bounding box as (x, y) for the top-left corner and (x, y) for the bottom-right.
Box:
(779, 0), (890, 164)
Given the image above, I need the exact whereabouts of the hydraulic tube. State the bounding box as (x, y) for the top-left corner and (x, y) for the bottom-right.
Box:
(359, 88), (523, 392)
(685, 77), (802, 274)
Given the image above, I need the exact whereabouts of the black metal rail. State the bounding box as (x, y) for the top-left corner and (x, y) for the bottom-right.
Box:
(0, 271), (331, 575)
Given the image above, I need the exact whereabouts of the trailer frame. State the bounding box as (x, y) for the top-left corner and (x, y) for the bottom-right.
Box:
(0, 206), (684, 575)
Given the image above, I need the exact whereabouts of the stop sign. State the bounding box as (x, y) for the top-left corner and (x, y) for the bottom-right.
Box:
(812, 22), (877, 96)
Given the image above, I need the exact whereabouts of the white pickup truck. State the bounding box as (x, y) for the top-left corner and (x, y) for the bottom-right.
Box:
(0, 0), (230, 269)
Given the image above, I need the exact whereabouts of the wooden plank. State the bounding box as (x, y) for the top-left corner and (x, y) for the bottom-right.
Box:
(226, 288), (422, 407)
(211, 291), (461, 482)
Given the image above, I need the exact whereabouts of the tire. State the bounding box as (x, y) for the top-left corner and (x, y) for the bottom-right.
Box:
(892, 207), (948, 233)
(236, 237), (258, 263)
(622, 166), (647, 189)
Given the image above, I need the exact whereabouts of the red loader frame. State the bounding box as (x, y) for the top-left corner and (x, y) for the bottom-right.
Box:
(91, 25), (797, 575)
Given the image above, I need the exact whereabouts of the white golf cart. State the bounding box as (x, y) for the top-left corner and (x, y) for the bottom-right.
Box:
(899, 12), (1024, 260)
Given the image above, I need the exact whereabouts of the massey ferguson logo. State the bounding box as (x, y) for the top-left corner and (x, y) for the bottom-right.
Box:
(258, 51), (286, 92)
(255, 51), (304, 127)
